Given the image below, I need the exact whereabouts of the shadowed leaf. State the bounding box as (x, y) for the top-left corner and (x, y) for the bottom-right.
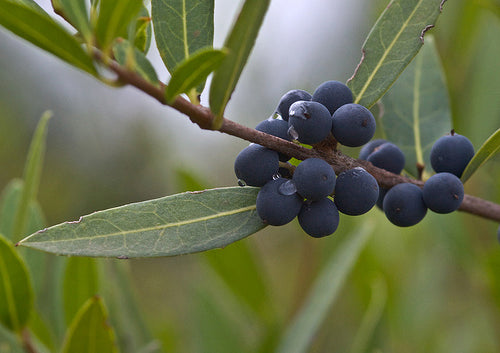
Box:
(113, 39), (159, 84)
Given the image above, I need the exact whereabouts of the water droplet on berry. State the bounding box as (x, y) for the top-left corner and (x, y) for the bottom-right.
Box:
(288, 125), (299, 140)
(237, 179), (246, 187)
(278, 180), (297, 196)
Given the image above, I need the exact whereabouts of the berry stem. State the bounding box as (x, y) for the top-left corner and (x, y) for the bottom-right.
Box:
(96, 52), (500, 223)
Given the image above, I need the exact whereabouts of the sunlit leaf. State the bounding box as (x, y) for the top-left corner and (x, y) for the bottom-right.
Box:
(0, 234), (34, 332)
(275, 224), (372, 353)
(209, 0), (270, 128)
(19, 187), (265, 258)
(347, 0), (444, 108)
(0, 2), (96, 74)
(165, 48), (227, 103)
(152, 0), (214, 79)
(380, 35), (451, 178)
(63, 257), (99, 326)
(12, 0), (46, 14)
(56, 0), (92, 42)
(61, 296), (118, 353)
(95, 0), (142, 53)
(461, 128), (500, 183)
(113, 39), (159, 84)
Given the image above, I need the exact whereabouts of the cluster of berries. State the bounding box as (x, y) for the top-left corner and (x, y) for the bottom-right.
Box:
(372, 131), (474, 227)
(234, 80), (474, 237)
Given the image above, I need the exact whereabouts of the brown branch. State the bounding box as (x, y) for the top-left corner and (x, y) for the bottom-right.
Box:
(21, 328), (38, 353)
(95, 52), (500, 223)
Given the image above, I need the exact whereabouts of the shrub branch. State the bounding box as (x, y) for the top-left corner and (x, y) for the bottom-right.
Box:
(96, 53), (500, 223)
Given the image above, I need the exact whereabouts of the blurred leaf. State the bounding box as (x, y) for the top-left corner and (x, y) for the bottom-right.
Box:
(174, 168), (209, 192)
(57, 0), (92, 42)
(61, 296), (118, 353)
(133, 6), (152, 53)
(0, 2), (96, 74)
(209, 0), (270, 128)
(113, 39), (159, 84)
(63, 257), (99, 326)
(349, 276), (387, 353)
(476, 0), (500, 18)
(0, 179), (23, 240)
(461, 128), (500, 182)
(380, 35), (452, 178)
(0, 324), (24, 352)
(12, 0), (47, 14)
(152, 0), (214, 81)
(275, 223), (372, 353)
(19, 187), (265, 258)
(12, 111), (51, 242)
(29, 309), (56, 351)
(204, 240), (269, 318)
(165, 48), (227, 103)
(95, 0), (142, 53)
(347, 0), (444, 108)
(0, 234), (34, 332)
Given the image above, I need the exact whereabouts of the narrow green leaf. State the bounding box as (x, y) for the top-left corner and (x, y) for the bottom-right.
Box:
(165, 48), (227, 103)
(61, 296), (118, 353)
(57, 0), (92, 42)
(275, 224), (372, 353)
(380, 35), (451, 178)
(133, 6), (152, 53)
(19, 187), (265, 258)
(152, 0), (214, 75)
(0, 179), (23, 240)
(461, 128), (500, 183)
(347, 0), (444, 108)
(209, 0), (270, 128)
(12, 111), (51, 242)
(12, 0), (47, 14)
(95, 0), (142, 53)
(0, 2), (96, 74)
(63, 257), (99, 326)
(0, 234), (34, 332)
(113, 39), (159, 84)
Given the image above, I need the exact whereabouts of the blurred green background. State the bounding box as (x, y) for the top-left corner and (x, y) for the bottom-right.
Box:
(1, 0), (500, 352)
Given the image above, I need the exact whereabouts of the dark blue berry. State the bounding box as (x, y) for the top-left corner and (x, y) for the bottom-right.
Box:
(423, 172), (464, 213)
(376, 187), (388, 210)
(359, 139), (387, 160)
(288, 101), (332, 144)
(256, 178), (303, 226)
(256, 118), (291, 161)
(331, 103), (376, 147)
(312, 80), (353, 115)
(276, 89), (312, 121)
(298, 198), (340, 238)
(430, 132), (474, 177)
(293, 158), (336, 201)
(365, 142), (405, 174)
(383, 183), (427, 227)
(234, 144), (279, 187)
(334, 167), (379, 215)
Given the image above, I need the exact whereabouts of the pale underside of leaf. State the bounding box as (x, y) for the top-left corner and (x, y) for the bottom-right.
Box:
(19, 187), (265, 258)
(461, 128), (500, 183)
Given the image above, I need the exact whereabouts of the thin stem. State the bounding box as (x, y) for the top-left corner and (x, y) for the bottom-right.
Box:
(21, 328), (38, 353)
(94, 53), (500, 223)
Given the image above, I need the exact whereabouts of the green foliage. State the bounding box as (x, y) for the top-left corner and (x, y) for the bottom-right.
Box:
(0, 234), (34, 332)
(209, 0), (270, 127)
(113, 39), (159, 84)
(19, 187), (265, 257)
(461, 128), (500, 182)
(0, 1), (96, 74)
(165, 48), (227, 103)
(55, 0), (92, 42)
(381, 35), (451, 178)
(347, 0), (444, 108)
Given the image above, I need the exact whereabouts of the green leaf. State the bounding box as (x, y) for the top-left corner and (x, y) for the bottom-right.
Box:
(19, 187), (265, 258)
(95, 0), (142, 53)
(165, 48), (227, 103)
(461, 128), (500, 183)
(12, 111), (51, 242)
(0, 324), (25, 352)
(275, 224), (372, 353)
(113, 39), (159, 84)
(347, 0), (444, 108)
(0, 2), (96, 74)
(12, 0), (47, 14)
(0, 179), (23, 240)
(57, 0), (92, 42)
(61, 296), (118, 353)
(209, 0), (270, 128)
(380, 35), (452, 178)
(152, 0), (214, 78)
(63, 257), (100, 326)
(133, 6), (152, 53)
(0, 234), (34, 332)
